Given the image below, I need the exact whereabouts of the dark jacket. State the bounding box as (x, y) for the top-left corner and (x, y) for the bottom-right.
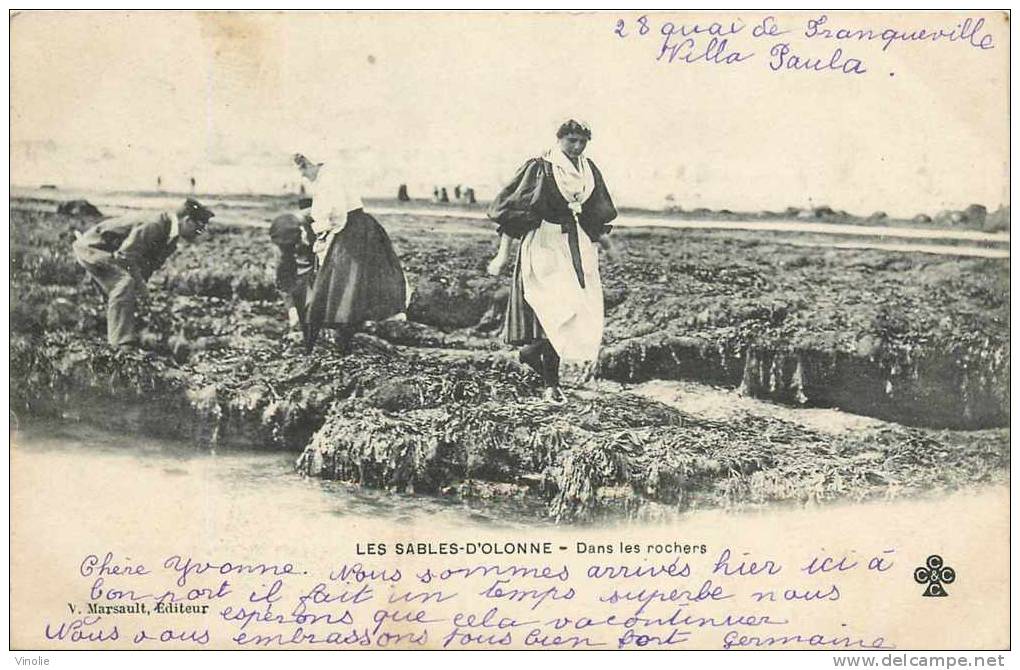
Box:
(76, 212), (178, 280)
(269, 213), (316, 293)
(487, 157), (618, 242)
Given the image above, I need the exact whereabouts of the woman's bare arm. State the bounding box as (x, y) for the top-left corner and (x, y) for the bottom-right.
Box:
(598, 234), (621, 263)
(487, 233), (513, 276)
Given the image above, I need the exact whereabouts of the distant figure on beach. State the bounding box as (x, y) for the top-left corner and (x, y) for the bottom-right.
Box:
(269, 212), (316, 345)
(454, 185), (462, 200)
(440, 187), (449, 203)
(72, 198), (214, 349)
(462, 186), (476, 204)
(293, 152), (407, 354)
(156, 176), (162, 191)
(486, 118), (618, 403)
(432, 186), (441, 203)
(189, 176), (196, 193)
(397, 184), (410, 202)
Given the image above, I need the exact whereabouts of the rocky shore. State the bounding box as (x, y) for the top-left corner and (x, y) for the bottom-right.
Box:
(10, 201), (1010, 521)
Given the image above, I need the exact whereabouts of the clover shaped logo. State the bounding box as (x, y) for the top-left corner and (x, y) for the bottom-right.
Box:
(914, 554), (955, 597)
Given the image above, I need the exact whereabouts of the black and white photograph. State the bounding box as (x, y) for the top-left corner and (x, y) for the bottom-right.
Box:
(8, 9), (1010, 653)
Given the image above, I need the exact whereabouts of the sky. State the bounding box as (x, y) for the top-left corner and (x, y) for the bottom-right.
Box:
(10, 10), (1010, 216)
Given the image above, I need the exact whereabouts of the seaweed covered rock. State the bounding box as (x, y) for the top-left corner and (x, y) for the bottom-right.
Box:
(597, 235), (1009, 429)
(56, 199), (102, 218)
(10, 332), (196, 438)
(10, 202), (1011, 429)
(11, 323), (542, 452)
(9, 199), (1012, 523)
(299, 386), (1009, 522)
(964, 204), (988, 227)
(985, 205), (1010, 232)
(297, 391), (687, 505)
(407, 276), (504, 329)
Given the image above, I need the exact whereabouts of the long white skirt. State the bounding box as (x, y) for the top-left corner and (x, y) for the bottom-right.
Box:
(519, 221), (604, 363)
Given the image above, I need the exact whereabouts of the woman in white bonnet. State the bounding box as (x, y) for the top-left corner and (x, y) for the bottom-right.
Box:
(293, 152), (407, 353)
(486, 119), (619, 402)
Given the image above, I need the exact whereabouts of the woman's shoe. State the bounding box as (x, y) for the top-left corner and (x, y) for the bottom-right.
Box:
(332, 328), (355, 356)
(519, 345), (543, 377)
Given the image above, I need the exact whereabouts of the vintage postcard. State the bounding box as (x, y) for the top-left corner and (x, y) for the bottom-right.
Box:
(8, 10), (1010, 654)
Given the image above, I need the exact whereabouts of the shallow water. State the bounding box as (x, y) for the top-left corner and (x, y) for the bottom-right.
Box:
(626, 378), (889, 435)
(10, 416), (1009, 649)
(10, 420), (552, 534)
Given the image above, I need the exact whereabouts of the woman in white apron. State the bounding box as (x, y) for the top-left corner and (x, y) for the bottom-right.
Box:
(486, 119), (619, 402)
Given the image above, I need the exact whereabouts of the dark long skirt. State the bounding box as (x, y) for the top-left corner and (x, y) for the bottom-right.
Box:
(503, 246), (545, 345)
(306, 210), (407, 341)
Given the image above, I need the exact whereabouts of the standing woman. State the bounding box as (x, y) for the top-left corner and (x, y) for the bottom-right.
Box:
(293, 152), (407, 353)
(487, 119), (619, 402)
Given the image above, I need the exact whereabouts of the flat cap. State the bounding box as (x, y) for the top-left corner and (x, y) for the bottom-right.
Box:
(182, 197), (215, 223)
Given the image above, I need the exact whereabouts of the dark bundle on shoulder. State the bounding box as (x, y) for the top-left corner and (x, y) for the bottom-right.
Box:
(269, 213), (315, 294)
(270, 212), (310, 247)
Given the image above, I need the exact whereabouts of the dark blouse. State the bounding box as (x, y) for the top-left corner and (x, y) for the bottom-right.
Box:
(487, 157), (617, 242)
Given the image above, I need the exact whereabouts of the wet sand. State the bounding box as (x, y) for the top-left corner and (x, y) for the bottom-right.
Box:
(12, 186), (1009, 257)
